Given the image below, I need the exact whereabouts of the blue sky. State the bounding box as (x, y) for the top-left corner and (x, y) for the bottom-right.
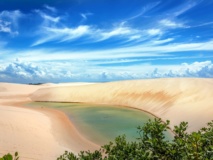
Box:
(0, 0), (213, 83)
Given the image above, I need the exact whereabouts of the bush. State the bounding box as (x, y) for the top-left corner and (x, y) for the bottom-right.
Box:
(0, 152), (19, 160)
(57, 118), (213, 160)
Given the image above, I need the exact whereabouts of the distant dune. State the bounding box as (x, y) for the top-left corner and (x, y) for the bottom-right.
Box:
(0, 83), (44, 104)
(31, 78), (213, 132)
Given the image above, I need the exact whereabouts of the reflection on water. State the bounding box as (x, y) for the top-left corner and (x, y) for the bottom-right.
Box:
(27, 102), (172, 145)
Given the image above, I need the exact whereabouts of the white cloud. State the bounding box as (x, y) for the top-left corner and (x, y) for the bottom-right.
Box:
(159, 19), (186, 28)
(0, 58), (143, 82)
(0, 10), (23, 26)
(33, 8), (167, 46)
(152, 38), (174, 45)
(35, 9), (60, 23)
(33, 10), (93, 45)
(190, 21), (213, 28)
(97, 26), (134, 41)
(0, 10), (23, 35)
(149, 61), (213, 78)
(174, 1), (197, 17)
(32, 23), (165, 46)
(44, 5), (57, 13)
(32, 25), (91, 46)
(22, 39), (213, 62)
(0, 20), (11, 33)
(146, 29), (162, 36)
(1, 60), (213, 83)
(179, 61), (213, 77)
(80, 12), (93, 21)
(13, 49), (163, 63)
(33, 17), (145, 45)
(56, 25), (91, 42)
(122, 40), (213, 53)
(0, 60), (47, 82)
(127, 1), (160, 20)
(42, 14), (60, 23)
(0, 59), (77, 83)
(128, 35), (141, 41)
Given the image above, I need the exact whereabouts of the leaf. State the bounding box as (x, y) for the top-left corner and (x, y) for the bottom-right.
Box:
(15, 152), (18, 157)
(3, 154), (13, 160)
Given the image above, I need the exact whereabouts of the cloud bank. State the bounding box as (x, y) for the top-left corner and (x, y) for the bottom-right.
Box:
(1, 60), (213, 83)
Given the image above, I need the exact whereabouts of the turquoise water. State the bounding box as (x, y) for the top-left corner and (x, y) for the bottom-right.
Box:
(27, 102), (172, 145)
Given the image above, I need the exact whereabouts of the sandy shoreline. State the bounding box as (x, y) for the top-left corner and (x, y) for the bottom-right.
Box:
(0, 105), (69, 160)
(0, 104), (99, 159)
(0, 83), (99, 160)
(0, 78), (213, 159)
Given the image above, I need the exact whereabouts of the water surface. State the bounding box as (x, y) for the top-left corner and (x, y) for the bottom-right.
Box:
(27, 102), (172, 145)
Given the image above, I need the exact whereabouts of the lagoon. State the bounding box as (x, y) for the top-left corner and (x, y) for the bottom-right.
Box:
(27, 102), (172, 145)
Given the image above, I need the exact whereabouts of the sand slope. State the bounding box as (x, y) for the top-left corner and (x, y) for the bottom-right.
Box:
(31, 78), (213, 132)
(1, 79), (213, 159)
(0, 83), (98, 160)
(0, 83), (45, 105)
(0, 105), (66, 159)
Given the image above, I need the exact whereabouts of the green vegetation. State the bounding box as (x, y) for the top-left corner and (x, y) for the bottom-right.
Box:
(28, 83), (43, 85)
(1, 119), (212, 159)
(57, 118), (213, 160)
(0, 152), (19, 160)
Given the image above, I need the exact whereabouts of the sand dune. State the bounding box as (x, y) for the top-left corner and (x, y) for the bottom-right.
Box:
(0, 83), (99, 160)
(31, 78), (213, 132)
(1, 79), (213, 159)
(0, 83), (45, 105)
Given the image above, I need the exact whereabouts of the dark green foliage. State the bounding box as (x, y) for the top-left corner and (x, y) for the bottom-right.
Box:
(0, 152), (19, 160)
(28, 83), (43, 85)
(57, 151), (78, 160)
(171, 121), (213, 160)
(2, 119), (212, 160)
(78, 150), (103, 160)
(56, 150), (102, 160)
(58, 118), (213, 160)
(57, 119), (213, 160)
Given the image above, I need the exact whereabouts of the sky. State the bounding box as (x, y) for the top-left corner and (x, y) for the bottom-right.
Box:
(0, 0), (213, 83)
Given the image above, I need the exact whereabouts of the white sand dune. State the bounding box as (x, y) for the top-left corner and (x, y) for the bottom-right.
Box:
(0, 83), (98, 160)
(0, 83), (45, 104)
(31, 78), (213, 132)
(0, 79), (213, 159)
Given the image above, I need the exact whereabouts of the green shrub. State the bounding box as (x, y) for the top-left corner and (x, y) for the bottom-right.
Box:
(0, 152), (19, 160)
(58, 118), (213, 160)
(2, 119), (212, 160)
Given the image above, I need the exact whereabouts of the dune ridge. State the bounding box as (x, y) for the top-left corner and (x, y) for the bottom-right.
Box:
(31, 78), (213, 132)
